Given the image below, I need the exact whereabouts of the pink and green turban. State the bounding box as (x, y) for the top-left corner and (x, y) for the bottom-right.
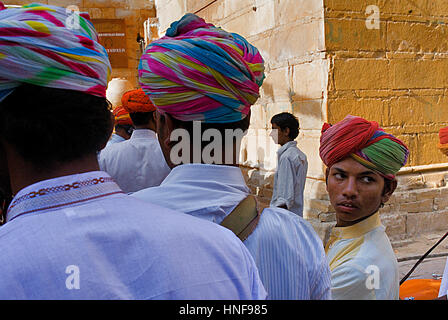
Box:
(0, 2), (111, 101)
(320, 115), (409, 180)
(138, 13), (265, 123)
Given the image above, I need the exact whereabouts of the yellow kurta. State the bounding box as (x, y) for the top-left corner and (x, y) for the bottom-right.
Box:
(325, 213), (399, 300)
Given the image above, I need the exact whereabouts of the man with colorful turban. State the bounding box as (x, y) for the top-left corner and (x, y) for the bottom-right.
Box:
(320, 114), (409, 300)
(106, 105), (134, 147)
(133, 13), (331, 300)
(99, 88), (170, 193)
(0, 3), (267, 299)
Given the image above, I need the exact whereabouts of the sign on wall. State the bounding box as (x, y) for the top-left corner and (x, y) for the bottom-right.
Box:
(92, 19), (128, 68)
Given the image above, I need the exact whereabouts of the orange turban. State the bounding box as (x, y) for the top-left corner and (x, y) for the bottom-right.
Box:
(438, 126), (448, 156)
(121, 89), (156, 113)
(112, 105), (133, 126)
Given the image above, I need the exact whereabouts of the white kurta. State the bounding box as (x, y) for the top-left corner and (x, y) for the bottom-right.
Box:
(325, 213), (399, 300)
(99, 129), (171, 193)
(270, 141), (308, 216)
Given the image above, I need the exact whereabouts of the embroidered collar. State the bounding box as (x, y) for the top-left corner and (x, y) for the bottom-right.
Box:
(7, 171), (123, 222)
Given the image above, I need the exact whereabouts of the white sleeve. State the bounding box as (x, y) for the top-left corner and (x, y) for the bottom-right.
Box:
(438, 257), (448, 297)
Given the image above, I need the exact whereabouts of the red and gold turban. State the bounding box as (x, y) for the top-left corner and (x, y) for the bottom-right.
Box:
(112, 105), (133, 126)
(320, 115), (409, 180)
(121, 89), (156, 113)
(438, 126), (448, 156)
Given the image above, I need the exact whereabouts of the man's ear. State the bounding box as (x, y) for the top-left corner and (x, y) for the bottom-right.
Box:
(381, 178), (397, 204)
(325, 167), (330, 191)
(99, 111), (115, 151)
(156, 111), (176, 149)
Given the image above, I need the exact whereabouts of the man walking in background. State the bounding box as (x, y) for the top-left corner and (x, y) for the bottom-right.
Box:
(269, 112), (308, 217)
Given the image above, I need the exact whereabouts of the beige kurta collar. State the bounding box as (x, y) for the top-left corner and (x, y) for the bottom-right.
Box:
(331, 212), (382, 240)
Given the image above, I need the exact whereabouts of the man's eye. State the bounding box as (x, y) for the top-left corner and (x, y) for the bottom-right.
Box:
(361, 176), (375, 183)
(334, 173), (344, 179)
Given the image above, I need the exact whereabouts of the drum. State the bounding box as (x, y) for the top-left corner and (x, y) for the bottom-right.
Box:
(399, 279), (442, 300)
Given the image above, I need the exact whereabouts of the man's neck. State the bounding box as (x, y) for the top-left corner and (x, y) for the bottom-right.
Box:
(7, 152), (100, 195)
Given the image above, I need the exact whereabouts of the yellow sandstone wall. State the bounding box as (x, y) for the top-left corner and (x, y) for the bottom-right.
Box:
(2, 0), (157, 88)
(325, 0), (448, 167)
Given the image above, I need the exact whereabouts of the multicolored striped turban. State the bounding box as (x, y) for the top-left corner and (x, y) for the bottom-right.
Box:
(438, 126), (448, 156)
(0, 2), (111, 101)
(320, 115), (409, 180)
(112, 105), (133, 126)
(138, 13), (265, 123)
(121, 88), (156, 113)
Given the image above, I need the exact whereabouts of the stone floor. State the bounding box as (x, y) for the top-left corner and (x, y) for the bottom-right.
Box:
(394, 231), (448, 280)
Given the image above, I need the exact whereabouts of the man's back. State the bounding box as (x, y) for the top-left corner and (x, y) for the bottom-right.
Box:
(0, 171), (266, 299)
(270, 141), (308, 216)
(99, 129), (170, 193)
(132, 164), (331, 300)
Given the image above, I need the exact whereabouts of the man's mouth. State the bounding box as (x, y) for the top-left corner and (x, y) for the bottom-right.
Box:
(336, 201), (358, 211)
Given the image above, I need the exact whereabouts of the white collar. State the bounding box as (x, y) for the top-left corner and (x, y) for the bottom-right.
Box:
(130, 129), (157, 140)
(277, 140), (297, 156)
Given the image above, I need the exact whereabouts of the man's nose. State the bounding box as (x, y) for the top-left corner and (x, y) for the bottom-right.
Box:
(342, 177), (358, 199)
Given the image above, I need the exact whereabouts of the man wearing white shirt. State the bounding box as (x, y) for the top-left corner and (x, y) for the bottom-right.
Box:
(99, 89), (170, 193)
(0, 4), (267, 300)
(132, 13), (331, 300)
(269, 112), (308, 216)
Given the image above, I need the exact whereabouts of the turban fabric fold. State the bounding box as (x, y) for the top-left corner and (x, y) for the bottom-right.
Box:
(138, 13), (265, 123)
(112, 105), (133, 126)
(121, 88), (156, 113)
(438, 126), (448, 156)
(320, 115), (409, 180)
(0, 2), (111, 100)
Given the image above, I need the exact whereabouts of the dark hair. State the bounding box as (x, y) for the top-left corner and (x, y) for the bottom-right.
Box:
(270, 112), (300, 140)
(115, 124), (133, 136)
(129, 111), (154, 127)
(0, 84), (113, 171)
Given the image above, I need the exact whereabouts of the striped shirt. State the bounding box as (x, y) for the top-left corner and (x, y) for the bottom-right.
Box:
(132, 164), (332, 300)
(325, 213), (399, 300)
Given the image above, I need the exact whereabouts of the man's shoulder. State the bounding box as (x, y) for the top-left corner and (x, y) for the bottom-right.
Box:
(256, 207), (324, 250)
(280, 144), (307, 162)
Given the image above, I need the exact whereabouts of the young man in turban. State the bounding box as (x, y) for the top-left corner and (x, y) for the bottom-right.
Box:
(269, 112), (308, 217)
(106, 105), (134, 147)
(437, 126), (448, 300)
(0, 3), (267, 299)
(320, 115), (409, 300)
(133, 13), (331, 300)
(99, 89), (170, 193)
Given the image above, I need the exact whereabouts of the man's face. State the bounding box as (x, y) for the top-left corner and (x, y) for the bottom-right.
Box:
(326, 157), (394, 227)
(270, 123), (289, 146)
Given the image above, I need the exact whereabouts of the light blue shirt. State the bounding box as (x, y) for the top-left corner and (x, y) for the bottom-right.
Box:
(132, 164), (332, 300)
(270, 141), (308, 216)
(106, 133), (126, 147)
(0, 171), (267, 299)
